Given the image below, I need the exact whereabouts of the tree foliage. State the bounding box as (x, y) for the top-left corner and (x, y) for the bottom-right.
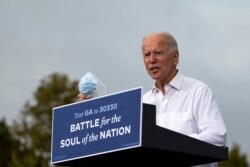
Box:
(11, 73), (78, 167)
(0, 119), (17, 167)
(219, 143), (249, 167)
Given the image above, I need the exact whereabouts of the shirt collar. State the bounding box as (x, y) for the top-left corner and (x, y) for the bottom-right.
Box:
(152, 70), (183, 93)
(168, 71), (183, 90)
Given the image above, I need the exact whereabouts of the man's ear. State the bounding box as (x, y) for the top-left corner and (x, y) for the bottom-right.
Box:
(173, 51), (179, 65)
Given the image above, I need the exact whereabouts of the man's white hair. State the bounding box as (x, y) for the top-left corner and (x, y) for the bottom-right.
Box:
(142, 31), (178, 52)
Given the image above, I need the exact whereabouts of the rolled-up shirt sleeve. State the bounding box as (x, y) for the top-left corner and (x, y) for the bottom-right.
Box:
(189, 86), (227, 146)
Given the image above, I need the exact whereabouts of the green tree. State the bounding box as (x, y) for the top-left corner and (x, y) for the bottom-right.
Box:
(219, 143), (249, 167)
(0, 119), (17, 167)
(11, 73), (78, 167)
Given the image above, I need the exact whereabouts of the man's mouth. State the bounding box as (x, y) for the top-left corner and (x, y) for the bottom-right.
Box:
(150, 67), (160, 72)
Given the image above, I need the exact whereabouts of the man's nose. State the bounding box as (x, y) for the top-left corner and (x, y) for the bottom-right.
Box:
(149, 54), (157, 63)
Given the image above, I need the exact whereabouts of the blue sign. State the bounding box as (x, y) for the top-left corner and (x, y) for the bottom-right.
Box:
(51, 87), (142, 164)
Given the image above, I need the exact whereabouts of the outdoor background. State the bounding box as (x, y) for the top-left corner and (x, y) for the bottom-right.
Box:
(1, 0), (250, 162)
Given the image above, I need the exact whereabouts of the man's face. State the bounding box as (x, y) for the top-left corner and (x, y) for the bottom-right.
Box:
(142, 35), (179, 83)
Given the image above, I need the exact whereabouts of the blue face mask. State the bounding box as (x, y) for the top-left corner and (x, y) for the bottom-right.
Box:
(79, 72), (98, 95)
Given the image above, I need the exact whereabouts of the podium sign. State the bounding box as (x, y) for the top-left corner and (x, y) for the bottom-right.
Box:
(51, 87), (142, 164)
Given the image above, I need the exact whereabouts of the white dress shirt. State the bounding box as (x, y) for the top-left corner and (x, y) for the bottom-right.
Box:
(143, 71), (227, 167)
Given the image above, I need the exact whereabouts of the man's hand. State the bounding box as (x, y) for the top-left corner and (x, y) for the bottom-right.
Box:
(76, 93), (91, 102)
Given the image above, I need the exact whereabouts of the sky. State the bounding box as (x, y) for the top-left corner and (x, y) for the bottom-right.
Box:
(1, 0), (250, 162)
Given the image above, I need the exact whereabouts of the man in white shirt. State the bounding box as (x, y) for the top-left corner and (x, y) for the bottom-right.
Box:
(142, 31), (227, 167)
